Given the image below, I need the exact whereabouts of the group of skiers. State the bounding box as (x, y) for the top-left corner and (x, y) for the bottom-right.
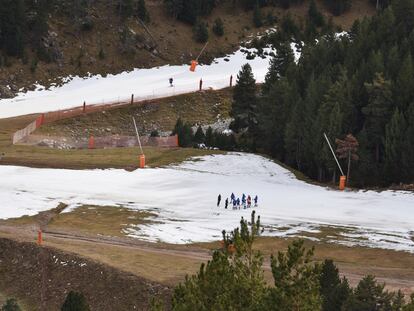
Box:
(217, 193), (258, 210)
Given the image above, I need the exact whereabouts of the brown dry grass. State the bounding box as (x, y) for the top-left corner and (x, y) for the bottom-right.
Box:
(0, 113), (224, 170)
(38, 88), (233, 138)
(48, 205), (156, 237)
(46, 238), (204, 286)
(41, 233), (414, 294)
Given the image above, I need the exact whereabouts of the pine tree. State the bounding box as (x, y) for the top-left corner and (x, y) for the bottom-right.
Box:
(253, 5), (263, 28)
(262, 43), (294, 93)
(316, 74), (350, 182)
(394, 53), (414, 110)
(61, 291), (90, 311)
(265, 240), (322, 311)
(0, 0), (26, 57)
(319, 260), (350, 311)
(205, 126), (214, 147)
(257, 78), (293, 159)
(308, 0), (325, 27)
(193, 21), (209, 43)
(194, 125), (205, 144)
(403, 103), (414, 181)
(137, 0), (150, 23)
(384, 108), (407, 182)
(324, 0), (352, 16)
(335, 134), (359, 185)
(363, 73), (393, 164)
(118, 0), (134, 19)
(173, 119), (194, 147)
(231, 64), (257, 132)
(284, 98), (306, 169)
(342, 275), (397, 311)
(172, 212), (267, 311)
(393, 0), (414, 37)
(212, 18), (224, 36)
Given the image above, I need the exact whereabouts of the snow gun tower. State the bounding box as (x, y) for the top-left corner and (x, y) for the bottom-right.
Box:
(190, 42), (208, 72)
(133, 117), (145, 168)
(323, 133), (346, 190)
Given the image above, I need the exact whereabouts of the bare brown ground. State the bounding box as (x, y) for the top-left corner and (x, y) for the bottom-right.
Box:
(0, 204), (413, 298)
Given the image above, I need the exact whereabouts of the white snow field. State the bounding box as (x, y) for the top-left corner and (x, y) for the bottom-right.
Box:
(0, 153), (413, 252)
(0, 47), (274, 119)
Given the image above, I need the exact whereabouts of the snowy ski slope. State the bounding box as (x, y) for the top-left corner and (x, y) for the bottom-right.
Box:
(0, 47), (278, 119)
(0, 153), (413, 252)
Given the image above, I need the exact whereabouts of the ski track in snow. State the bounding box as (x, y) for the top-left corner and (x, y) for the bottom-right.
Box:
(0, 153), (413, 252)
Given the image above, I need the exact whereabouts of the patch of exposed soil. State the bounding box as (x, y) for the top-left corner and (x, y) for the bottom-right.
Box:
(0, 238), (171, 310)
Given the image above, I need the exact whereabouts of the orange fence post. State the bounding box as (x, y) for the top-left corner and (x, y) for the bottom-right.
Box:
(339, 175), (346, 191)
(88, 136), (95, 149)
(139, 154), (145, 168)
(37, 230), (42, 245)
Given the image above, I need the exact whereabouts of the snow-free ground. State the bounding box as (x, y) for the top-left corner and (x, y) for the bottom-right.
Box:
(1, 153), (413, 252)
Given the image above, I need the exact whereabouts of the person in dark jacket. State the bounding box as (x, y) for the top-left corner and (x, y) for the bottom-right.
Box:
(169, 77), (173, 87)
(217, 194), (221, 207)
(224, 198), (229, 209)
(230, 192), (235, 204)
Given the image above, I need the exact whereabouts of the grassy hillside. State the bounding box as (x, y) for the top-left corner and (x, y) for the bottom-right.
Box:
(37, 88), (233, 138)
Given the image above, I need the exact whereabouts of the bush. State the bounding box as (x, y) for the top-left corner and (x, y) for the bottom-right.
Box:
(150, 129), (160, 137)
(137, 0), (150, 23)
(1, 299), (21, 311)
(194, 126), (205, 143)
(80, 16), (94, 31)
(30, 57), (38, 73)
(193, 21), (209, 43)
(212, 18), (224, 36)
(172, 118), (194, 147)
(61, 291), (90, 311)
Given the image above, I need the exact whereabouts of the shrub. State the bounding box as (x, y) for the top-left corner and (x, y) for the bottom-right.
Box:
(212, 18), (224, 36)
(193, 21), (209, 43)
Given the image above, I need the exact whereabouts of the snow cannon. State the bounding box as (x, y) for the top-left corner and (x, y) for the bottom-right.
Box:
(189, 42), (208, 72)
(139, 154), (145, 169)
(190, 60), (198, 72)
(339, 175), (346, 191)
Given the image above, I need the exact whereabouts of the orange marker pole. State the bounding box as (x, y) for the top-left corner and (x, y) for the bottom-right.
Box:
(37, 230), (42, 245)
(88, 135), (95, 149)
